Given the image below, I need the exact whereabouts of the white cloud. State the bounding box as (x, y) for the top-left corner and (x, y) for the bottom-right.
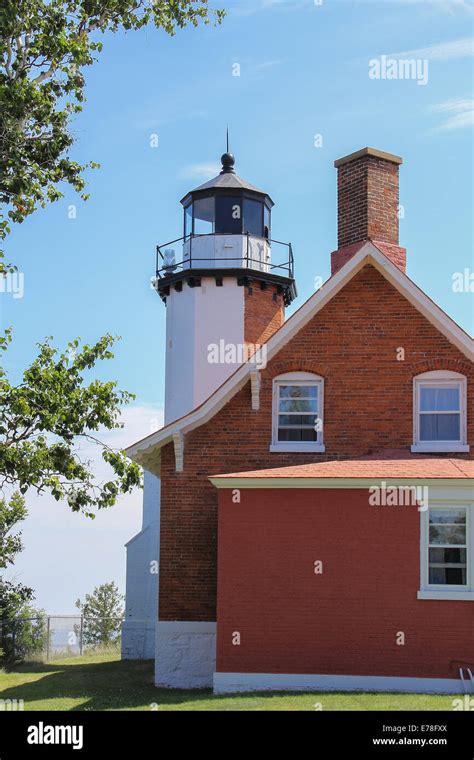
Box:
(431, 98), (474, 130)
(179, 162), (221, 180)
(254, 59), (285, 71)
(391, 36), (474, 60)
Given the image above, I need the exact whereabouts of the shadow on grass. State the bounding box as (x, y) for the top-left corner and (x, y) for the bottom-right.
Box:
(0, 658), (215, 711)
(1, 659), (460, 712)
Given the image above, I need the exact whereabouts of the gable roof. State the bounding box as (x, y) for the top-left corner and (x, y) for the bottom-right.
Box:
(126, 241), (473, 470)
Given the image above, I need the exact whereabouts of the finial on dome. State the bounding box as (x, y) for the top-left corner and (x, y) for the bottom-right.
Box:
(220, 152), (235, 174)
(220, 126), (235, 174)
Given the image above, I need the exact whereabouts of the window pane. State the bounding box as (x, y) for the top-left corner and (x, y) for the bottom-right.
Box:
(278, 414), (316, 427)
(193, 196), (214, 234)
(420, 386), (460, 411)
(429, 547), (466, 564)
(429, 524), (466, 545)
(420, 413), (460, 441)
(215, 196), (242, 234)
(264, 205), (271, 240)
(429, 509), (466, 525)
(278, 427), (317, 442)
(279, 399), (318, 413)
(243, 198), (263, 237)
(279, 385), (318, 399)
(429, 566), (466, 585)
(184, 203), (193, 238)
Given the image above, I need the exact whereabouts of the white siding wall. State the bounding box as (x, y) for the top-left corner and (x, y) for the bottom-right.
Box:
(122, 471), (160, 659)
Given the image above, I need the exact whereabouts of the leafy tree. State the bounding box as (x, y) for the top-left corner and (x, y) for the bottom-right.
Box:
(0, 490), (27, 570)
(75, 581), (124, 647)
(0, 598), (47, 663)
(0, 0), (224, 272)
(0, 329), (142, 516)
(0, 492), (47, 664)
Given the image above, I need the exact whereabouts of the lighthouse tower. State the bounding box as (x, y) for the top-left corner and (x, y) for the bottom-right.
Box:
(159, 149), (296, 424)
(122, 150), (296, 659)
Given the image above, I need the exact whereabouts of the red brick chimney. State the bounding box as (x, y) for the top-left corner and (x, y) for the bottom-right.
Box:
(331, 147), (406, 275)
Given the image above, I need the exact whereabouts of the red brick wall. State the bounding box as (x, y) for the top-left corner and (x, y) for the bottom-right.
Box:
(158, 264), (473, 621)
(244, 284), (284, 347)
(337, 154), (400, 248)
(332, 152), (405, 274)
(216, 488), (473, 679)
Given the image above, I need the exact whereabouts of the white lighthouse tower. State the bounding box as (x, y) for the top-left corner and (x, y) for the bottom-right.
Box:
(122, 149), (296, 659)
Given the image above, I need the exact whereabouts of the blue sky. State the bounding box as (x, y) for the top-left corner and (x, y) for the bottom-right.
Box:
(2, 0), (473, 612)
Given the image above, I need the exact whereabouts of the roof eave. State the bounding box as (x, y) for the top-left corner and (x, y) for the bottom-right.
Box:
(209, 476), (472, 489)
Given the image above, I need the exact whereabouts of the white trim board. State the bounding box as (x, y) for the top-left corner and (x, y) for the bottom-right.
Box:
(126, 242), (473, 470)
(209, 477), (473, 489)
(213, 672), (464, 694)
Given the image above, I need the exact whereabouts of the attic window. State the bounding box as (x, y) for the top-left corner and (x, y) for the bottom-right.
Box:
(270, 372), (325, 453)
(411, 371), (469, 453)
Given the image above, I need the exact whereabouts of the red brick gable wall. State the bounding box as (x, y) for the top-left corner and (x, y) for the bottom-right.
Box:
(158, 264), (473, 621)
(244, 284), (284, 347)
(216, 488), (473, 680)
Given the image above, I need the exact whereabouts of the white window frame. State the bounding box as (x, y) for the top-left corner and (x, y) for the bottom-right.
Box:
(270, 372), (325, 453)
(418, 501), (474, 601)
(411, 370), (469, 453)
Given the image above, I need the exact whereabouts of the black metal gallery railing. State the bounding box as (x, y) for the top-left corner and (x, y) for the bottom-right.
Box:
(155, 233), (294, 280)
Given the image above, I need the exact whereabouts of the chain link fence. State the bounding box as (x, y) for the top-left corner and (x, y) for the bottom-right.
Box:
(0, 615), (124, 662)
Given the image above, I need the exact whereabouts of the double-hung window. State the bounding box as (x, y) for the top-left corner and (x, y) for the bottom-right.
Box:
(419, 504), (474, 601)
(271, 372), (325, 453)
(412, 371), (469, 453)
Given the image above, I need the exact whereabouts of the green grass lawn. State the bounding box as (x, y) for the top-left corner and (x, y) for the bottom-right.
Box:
(0, 652), (462, 711)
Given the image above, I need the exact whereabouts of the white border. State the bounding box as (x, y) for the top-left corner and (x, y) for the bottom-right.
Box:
(213, 672), (463, 694)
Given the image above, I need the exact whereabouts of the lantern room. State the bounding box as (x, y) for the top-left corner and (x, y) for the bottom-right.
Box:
(155, 151), (296, 306)
(182, 153), (272, 239)
(179, 152), (273, 273)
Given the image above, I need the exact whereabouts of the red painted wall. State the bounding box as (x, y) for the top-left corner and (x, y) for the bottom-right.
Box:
(216, 488), (473, 679)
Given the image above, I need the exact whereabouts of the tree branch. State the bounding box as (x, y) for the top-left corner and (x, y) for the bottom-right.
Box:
(5, 40), (13, 77)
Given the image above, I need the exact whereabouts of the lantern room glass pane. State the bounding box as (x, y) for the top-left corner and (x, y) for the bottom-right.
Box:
(184, 203), (193, 239)
(243, 198), (263, 237)
(264, 205), (271, 240)
(215, 196), (242, 234)
(193, 196), (214, 235)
